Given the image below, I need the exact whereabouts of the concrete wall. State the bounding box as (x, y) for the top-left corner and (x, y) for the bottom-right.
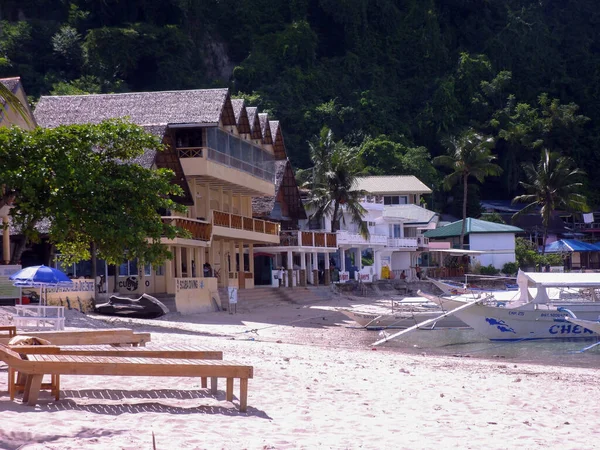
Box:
(470, 233), (517, 269)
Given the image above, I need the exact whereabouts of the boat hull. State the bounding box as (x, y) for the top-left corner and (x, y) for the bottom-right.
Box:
(418, 290), (600, 340)
(338, 309), (466, 329)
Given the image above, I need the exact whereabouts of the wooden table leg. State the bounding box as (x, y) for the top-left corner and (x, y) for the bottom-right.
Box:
(226, 378), (233, 402)
(22, 375), (33, 404)
(239, 378), (248, 412)
(210, 377), (218, 394)
(53, 374), (60, 401)
(201, 377), (207, 388)
(8, 368), (14, 400)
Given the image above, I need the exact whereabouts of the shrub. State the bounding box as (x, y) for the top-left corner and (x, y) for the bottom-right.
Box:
(480, 264), (500, 275)
(502, 262), (519, 276)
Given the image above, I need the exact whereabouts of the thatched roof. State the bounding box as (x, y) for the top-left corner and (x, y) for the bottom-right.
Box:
(269, 120), (287, 160)
(252, 160), (307, 222)
(231, 99), (251, 134)
(34, 89), (232, 129)
(0, 77), (20, 94)
(258, 113), (273, 145)
(246, 107), (263, 140)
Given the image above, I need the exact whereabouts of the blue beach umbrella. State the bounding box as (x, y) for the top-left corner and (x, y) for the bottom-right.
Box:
(10, 265), (73, 304)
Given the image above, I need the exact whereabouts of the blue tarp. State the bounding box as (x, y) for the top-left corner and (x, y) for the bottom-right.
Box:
(544, 239), (600, 253)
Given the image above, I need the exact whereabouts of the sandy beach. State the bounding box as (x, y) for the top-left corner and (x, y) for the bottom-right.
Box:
(1, 296), (600, 450)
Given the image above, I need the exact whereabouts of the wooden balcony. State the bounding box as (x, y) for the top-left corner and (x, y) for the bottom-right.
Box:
(279, 230), (337, 248)
(211, 210), (280, 243)
(161, 217), (212, 241)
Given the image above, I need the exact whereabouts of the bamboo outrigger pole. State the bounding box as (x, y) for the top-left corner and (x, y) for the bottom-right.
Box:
(371, 300), (480, 346)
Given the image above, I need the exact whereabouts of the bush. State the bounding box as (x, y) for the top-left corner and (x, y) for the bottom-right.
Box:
(502, 262), (519, 276)
(480, 264), (500, 275)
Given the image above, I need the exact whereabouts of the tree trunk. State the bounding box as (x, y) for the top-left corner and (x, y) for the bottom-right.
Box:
(460, 174), (468, 249)
(113, 264), (119, 292)
(90, 242), (97, 306)
(331, 201), (341, 232)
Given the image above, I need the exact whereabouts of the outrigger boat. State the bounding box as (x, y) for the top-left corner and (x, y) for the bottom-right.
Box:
(414, 271), (600, 342)
(338, 307), (466, 330)
(429, 277), (518, 296)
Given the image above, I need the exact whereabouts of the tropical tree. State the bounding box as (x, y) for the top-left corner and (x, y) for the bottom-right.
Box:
(304, 128), (369, 238)
(0, 83), (28, 121)
(433, 129), (502, 248)
(0, 119), (188, 269)
(512, 149), (587, 254)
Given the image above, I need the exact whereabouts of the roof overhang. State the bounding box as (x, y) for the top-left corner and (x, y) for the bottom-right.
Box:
(429, 249), (485, 255)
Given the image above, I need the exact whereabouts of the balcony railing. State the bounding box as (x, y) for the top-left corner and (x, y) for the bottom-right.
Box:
(212, 210), (279, 235)
(280, 230), (337, 248)
(162, 217), (212, 241)
(336, 231), (388, 246)
(387, 237), (418, 248)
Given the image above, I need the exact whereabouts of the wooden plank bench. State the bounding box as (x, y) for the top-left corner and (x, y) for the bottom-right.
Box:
(0, 328), (151, 346)
(0, 326), (17, 338)
(0, 345), (252, 411)
(8, 344), (224, 401)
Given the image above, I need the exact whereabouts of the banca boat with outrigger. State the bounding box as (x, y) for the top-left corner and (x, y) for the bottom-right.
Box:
(413, 271), (600, 342)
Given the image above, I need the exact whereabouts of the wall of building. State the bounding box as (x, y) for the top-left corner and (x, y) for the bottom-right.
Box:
(470, 233), (517, 269)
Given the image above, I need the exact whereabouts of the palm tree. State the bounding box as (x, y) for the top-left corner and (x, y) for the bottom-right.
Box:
(512, 149), (586, 254)
(433, 129), (502, 249)
(304, 128), (369, 238)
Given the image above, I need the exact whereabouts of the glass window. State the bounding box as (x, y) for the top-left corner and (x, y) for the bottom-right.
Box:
(119, 259), (139, 276)
(155, 265), (165, 276)
(118, 261), (129, 276)
(206, 128), (218, 149)
(217, 129), (228, 154)
(144, 264), (152, 276)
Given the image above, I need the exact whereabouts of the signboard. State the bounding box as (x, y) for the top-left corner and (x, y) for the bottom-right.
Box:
(174, 277), (218, 314)
(0, 265), (21, 299)
(339, 271), (350, 283)
(228, 286), (238, 304)
(24, 278), (95, 311)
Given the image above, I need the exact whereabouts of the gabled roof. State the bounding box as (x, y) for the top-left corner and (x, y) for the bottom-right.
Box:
(424, 218), (523, 238)
(355, 176), (432, 195)
(34, 88), (232, 129)
(246, 107), (263, 140)
(0, 77), (20, 95)
(383, 204), (437, 224)
(269, 120), (287, 160)
(231, 99), (251, 134)
(258, 113), (273, 145)
(253, 159), (307, 221)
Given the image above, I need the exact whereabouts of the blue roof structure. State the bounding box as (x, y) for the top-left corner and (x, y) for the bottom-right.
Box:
(544, 239), (600, 253)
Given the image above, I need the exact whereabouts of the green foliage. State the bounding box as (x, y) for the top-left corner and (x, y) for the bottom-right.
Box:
(479, 264), (500, 276)
(1, 0), (600, 209)
(479, 213), (506, 224)
(502, 262), (519, 276)
(304, 127), (368, 237)
(513, 149), (587, 252)
(0, 119), (187, 266)
(514, 237), (564, 269)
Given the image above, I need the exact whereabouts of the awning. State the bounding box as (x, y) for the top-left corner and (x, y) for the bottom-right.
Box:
(428, 248), (485, 256)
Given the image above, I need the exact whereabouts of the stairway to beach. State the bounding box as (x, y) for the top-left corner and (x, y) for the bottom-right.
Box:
(218, 286), (338, 312)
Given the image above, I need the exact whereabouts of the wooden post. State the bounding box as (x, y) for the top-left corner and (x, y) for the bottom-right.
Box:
(2, 216), (9, 264)
(175, 246), (182, 278)
(186, 246), (193, 278)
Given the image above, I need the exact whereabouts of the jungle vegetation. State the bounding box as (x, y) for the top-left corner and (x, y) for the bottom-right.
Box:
(0, 0), (596, 212)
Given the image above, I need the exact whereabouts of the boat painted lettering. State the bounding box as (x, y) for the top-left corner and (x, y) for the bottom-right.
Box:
(549, 324), (595, 335)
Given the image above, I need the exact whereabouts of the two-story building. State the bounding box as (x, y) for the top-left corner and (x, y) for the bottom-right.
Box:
(34, 88), (293, 312)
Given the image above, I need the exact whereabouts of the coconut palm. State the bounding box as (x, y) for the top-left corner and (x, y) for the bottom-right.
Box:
(433, 129), (502, 249)
(304, 128), (369, 238)
(512, 149), (586, 254)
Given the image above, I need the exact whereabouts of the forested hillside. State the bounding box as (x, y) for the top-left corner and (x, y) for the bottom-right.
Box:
(1, 0), (598, 209)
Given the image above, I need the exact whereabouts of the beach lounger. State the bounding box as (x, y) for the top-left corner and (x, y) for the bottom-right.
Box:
(0, 344), (253, 411)
(0, 328), (151, 346)
(8, 344), (224, 401)
(0, 326), (16, 338)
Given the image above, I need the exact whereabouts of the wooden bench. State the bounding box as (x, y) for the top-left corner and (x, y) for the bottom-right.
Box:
(0, 326), (17, 338)
(8, 344), (223, 401)
(0, 328), (151, 346)
(0, 345), (252, 411)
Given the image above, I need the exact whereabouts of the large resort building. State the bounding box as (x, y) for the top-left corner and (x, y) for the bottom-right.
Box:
(31, 87), (341, 311)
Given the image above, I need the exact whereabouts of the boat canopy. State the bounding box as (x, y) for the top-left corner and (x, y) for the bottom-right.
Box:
(520, 271), (600, 288)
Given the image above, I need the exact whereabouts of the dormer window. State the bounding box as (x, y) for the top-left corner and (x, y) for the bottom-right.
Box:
(383, 195), (408, 205)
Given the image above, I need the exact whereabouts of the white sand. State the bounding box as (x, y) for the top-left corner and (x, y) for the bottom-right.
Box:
(1, 300), (599, 450)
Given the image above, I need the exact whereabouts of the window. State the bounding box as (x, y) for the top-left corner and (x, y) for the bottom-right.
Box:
(389, 224), (402, 238)
(383, 195), (408, 205)
(119, 259), (139, 277)
(175, 129), (203, 148)
(155, 265), (165, 276)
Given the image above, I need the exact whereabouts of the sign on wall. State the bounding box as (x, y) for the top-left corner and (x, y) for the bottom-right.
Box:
(0, 265), (21, 299)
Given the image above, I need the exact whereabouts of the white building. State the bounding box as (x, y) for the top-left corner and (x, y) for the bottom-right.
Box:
(423, 218), (523, 270)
